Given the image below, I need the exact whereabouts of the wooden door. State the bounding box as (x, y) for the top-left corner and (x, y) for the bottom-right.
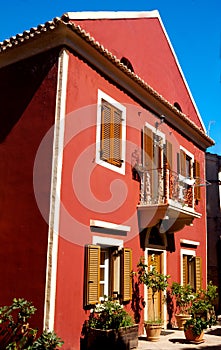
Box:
(147, 252), (162, 321)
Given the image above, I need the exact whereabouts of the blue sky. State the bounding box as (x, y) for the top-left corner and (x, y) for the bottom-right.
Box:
(1, 0), (221, 154)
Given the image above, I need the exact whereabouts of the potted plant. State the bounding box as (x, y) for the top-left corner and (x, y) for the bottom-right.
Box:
(0, 298), (63, 349)
(171, 282), (193, 329)
(83, 297), (138, 350)
(184, 282), (218, 343)
(137, 259), (170, 341)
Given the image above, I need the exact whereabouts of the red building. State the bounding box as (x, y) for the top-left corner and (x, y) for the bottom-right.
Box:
(0, 11), (214, 349)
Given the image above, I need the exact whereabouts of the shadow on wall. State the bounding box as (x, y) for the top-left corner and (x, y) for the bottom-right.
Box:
(0, 48), (59, 142)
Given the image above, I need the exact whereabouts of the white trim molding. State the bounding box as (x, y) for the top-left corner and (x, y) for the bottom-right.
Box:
(180, 239), (200, 246)
(66, 10), (159, 20)
(90, 219), (130, 232)
(43, 49), (69, 330)
(92, 235), (123, 248)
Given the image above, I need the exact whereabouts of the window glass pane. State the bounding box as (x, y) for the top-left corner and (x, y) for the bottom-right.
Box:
(100, 251), (105, 264)
(100, 284), (104, 298)
(100, 267), (104, 281)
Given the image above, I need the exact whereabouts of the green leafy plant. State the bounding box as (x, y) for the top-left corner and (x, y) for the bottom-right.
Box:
(137, 258), (170, 322)
(171, 282), (193, 315)
(0, 298), (63, 349)
(184, 282), (218, 337)
(87, 297), (134, 330)
(184, 317), (208, 336)
(31, 330), (64, 349)
(190, 281), (218, 321)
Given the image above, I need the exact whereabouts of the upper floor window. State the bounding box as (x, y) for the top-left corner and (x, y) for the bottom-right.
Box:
(96, 90), (126, 174)
(178, 147), (201, 204)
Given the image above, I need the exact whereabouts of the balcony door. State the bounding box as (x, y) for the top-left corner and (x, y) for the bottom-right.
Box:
(143, 124), (165, 204)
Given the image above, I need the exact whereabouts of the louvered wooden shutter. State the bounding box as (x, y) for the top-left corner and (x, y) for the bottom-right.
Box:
(193, 160), (201, 201)
(194, 256), (202, 291)
(112, 109), (122, 167)
(166, 141), (173, 170)
(121, 248), (132, 302)
(182, 255), (188, 286)
(180, 149), (186, 176)
(143, 126), (153, 168)
(101, 101), (111, 162)
(101, 100), (122, 167)
(84, 245), (100, 306)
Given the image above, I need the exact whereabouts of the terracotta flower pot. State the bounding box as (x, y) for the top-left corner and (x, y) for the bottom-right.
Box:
(184, 327), (204, 343)
(175, 314), (191, 330)
(145, 323), (162, 342)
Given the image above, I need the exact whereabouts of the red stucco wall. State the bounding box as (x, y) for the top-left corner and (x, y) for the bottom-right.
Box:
(0, 52), (58, 329)
(72, 17), (203, 129)
(54, 50), (207, 349)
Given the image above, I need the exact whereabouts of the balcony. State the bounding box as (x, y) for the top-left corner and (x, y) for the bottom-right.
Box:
(136, 166), (201, 233)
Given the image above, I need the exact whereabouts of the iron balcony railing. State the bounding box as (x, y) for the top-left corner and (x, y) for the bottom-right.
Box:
(135, 165), (194, 209)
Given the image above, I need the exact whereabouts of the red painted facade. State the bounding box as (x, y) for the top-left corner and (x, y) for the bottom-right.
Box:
(0, 11), (213, 350)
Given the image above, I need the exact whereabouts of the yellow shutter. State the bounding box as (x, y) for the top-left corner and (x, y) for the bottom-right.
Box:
(112, 109), (122, 167)
(182, 255), (188, 286)
(143, 126), (153, 168)
(194, 256), (202, 291)
(101, 100), (122, 167)
(180, 149), (186, 176)
(166, 141), (173, 170)
(101, 101), (111, 162)
(84, 245), (100, 306)
(194, 160), (201, 201)
(121, 248), (132, 302)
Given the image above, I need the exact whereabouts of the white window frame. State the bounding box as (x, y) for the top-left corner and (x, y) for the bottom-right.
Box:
(179, 146), (194, 181)
(180, 248), (196, 286)
(99, 248), (109, 299)
(96, 89), (126, 174)
(143, 121), (165, 168)
(92, 235), (123, 300)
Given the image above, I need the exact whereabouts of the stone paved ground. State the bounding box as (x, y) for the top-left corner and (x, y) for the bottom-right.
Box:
(137, 326), (221, 349)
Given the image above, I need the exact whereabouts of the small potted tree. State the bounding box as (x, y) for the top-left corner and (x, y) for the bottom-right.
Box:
(171, 282), (193, 329)
(83, 297), (138, 350)
(137, 259), (170, 341)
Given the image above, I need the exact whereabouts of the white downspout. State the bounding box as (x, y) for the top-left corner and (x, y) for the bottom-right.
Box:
(43, 49), (69, 330)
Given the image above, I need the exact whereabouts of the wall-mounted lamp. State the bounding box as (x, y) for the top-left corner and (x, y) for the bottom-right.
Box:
(155, 115), (165, 130)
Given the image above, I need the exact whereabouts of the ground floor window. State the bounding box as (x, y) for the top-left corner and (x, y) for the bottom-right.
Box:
(84, 244), (132, 306)
(181, 250), (202, 291)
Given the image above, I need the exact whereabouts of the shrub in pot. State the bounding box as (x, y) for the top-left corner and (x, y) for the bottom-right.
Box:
(83, 297), (138, 350)
(184, 282), (218, 342)
(0, 298), (63, 349)
(137, 259), (170, 341)
(191, 281), (218, 321)
(184, 317), (208, 343)
(171, 282), (193, 329)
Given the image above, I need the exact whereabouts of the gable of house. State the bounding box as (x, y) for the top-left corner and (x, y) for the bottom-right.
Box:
(67, 11), (205, 131)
